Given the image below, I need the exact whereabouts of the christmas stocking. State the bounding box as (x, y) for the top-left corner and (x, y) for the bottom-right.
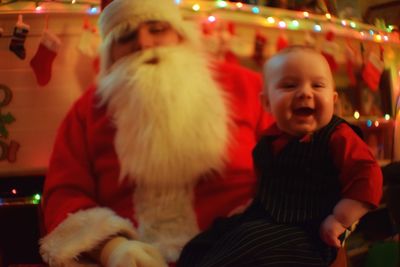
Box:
(9, 15), (30, 60)
(252, 31), (267, 66)
(77, 20), (99, 58)
(321, 31), (339, 72)
(345, 41), (357, 87)
(201, 21), (214, 36)
(276, 33), (288, 52)
(30, 30), (61, 86)
(221, 22), (238, 64)
(304, 31), (316, 47)
(362, 52), (384, 92)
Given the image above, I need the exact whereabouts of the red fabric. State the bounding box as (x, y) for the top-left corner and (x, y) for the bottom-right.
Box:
(253, 31), (267, 66)
(329, 123), (382, 207)
(30, 43), (57, 86)
(276, 34), (288, 52)
(227, 21), (235, 35)
(322, 51), (339, 73)
(362, 54), (384, 92)
(224, 50), (239, 65)
(345, 43), (357, 87)
(92, 56), (100, 74)
(325, 31), (335, 41)
(42, 61), (273, 241)
(101, 0), (113, 10)
(321, 31), (339, 73)
(346, 59), (356, 87)
(264, 122), (383, 208)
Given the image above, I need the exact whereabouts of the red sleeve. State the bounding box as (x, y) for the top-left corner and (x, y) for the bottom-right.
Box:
(330, 123), (383, 207)
(214, 61), (274, 140)
(42, 87), (98, 233)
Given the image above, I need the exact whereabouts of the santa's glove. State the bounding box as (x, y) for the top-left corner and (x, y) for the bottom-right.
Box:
(100, 236), (168, 267)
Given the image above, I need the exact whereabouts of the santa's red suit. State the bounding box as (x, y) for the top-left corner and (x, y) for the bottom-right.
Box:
(40, 61), (273, 266)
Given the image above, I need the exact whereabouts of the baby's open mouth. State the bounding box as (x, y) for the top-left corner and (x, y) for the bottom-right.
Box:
(293, 107), (314, 116)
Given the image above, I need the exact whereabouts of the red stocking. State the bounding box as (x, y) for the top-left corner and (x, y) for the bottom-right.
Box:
(362, 52), (384, 92)
(345, 42), (357, 87)
(321, 31), (339, 72)
(253, 31), (267, 66)
(30, 30), (61, 86)
(276, 33), (288, 52)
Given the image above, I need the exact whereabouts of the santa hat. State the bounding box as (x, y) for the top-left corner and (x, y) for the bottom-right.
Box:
(98, 0), (200, 72)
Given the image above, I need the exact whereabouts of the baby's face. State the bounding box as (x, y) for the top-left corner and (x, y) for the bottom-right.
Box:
(262, 49), (337, 137)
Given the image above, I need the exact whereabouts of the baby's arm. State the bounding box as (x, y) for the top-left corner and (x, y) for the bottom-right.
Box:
(321, 123), (383, 247)
(320, 198), (370, 247)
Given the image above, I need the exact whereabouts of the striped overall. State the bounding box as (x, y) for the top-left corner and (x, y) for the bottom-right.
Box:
(177, 116), (346, 267)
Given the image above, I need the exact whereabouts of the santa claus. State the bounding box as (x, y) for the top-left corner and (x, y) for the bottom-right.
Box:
(39, 0), (273, 266)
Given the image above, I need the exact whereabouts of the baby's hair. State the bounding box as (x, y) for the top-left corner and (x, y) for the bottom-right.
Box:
(262, 45), (333, 94)
(273, 44), (317, 54)
(263, 45), (331, 76)
(264, 45), (320, 69)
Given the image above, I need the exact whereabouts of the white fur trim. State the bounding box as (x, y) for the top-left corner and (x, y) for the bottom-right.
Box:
(99, 0), (184, 39)
(40, 207), (137, 267)
(135, 185), (199, 262)
(41, 29), (61, 52)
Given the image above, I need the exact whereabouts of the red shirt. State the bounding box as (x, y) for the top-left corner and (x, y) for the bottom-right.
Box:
(263, 122), (383, 207)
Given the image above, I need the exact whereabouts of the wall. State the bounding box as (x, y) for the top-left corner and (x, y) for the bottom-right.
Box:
(0, 1), (399, 177)
(0, 12), (99, 176)
(182, 1), (400, 162)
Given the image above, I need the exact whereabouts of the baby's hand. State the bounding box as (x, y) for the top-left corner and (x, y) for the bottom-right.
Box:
(319, 214), (346, 248)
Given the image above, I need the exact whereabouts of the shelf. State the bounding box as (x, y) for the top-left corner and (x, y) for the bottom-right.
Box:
(347, 244), (370, 258)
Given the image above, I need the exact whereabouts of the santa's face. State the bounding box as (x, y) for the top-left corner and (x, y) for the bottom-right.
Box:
(110, 21), (182, 65)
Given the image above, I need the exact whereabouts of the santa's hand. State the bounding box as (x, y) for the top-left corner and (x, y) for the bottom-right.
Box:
(100, 236), (168, 267)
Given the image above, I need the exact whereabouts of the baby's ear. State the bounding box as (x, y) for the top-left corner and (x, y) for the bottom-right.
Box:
(333, 91), (339, 103)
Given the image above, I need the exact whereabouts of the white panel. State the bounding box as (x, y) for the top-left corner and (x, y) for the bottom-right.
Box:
(0, 12), (99, 176)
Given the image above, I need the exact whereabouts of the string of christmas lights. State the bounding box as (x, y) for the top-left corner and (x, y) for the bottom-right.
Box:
(0, 0), (100, 14)
(0, 0), (398, 126)
(177, 0), (400, 45)
(1, 0), (399, 44)
(0, 193), (41, 205)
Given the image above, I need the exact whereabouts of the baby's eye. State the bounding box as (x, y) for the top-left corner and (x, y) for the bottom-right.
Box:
(312, 83), (325, 88)
(281, 83), (297, 89)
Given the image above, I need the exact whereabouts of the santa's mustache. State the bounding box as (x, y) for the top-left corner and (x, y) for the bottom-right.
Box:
(98, 48), (163, 101)
(131, 48), (161, 65)
(97, 43), (199, 107)
(113, 47), (166, 70)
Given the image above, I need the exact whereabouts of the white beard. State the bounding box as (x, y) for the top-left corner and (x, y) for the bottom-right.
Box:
(97, 44), (231, 262)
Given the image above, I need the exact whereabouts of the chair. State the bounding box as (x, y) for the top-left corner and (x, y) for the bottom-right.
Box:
(330, 247), (347, 267)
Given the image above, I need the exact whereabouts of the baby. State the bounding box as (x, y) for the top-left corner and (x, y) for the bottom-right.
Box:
(177, 45), (383, 267)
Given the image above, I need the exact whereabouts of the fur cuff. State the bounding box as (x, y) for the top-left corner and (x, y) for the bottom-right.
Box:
(40, 207), (137, 266)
